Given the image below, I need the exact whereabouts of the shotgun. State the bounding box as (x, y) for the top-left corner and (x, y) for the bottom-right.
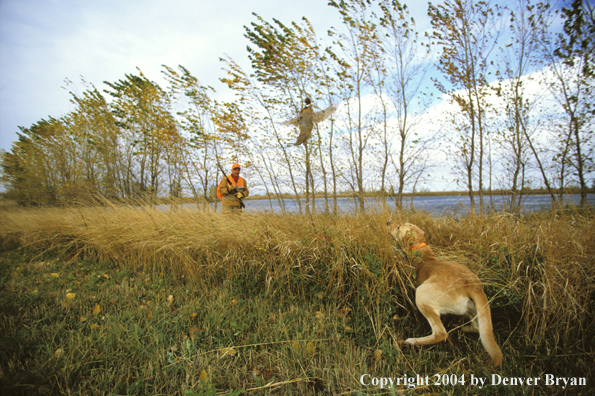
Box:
(217, 164), (245, 209)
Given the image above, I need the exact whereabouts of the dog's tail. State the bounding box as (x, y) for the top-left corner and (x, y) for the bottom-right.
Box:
(470, 287), (503, 368)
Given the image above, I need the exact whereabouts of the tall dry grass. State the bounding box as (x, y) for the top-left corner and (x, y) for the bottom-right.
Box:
(1, 201), (593, 351)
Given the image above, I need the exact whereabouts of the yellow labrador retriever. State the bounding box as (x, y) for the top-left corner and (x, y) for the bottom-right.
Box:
(386, 221), (503, 368)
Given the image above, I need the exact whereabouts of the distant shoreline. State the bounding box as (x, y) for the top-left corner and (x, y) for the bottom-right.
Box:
(2, 189), (592, 208)
(242, 188), (595, 201)
(155, 188), (595, 204)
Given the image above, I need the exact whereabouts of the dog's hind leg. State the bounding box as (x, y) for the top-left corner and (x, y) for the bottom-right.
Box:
(405, 285), (448, 345)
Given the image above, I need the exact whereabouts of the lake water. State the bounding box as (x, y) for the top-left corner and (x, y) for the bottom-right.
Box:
(173, 193), (594, 215)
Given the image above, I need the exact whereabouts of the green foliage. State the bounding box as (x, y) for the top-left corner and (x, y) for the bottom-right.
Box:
(555, 0), (595, 78)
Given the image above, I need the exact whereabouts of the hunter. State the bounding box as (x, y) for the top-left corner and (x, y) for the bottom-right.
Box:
(217, 163), (249, 211)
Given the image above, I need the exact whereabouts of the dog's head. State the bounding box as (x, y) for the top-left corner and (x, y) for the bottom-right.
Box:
(386, 221), (425, 248)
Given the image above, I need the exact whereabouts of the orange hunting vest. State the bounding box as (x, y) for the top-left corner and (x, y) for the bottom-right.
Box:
(217, 175), (246, 199)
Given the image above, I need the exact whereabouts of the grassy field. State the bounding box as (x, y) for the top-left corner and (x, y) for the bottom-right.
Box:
(0, 201), (594, 395)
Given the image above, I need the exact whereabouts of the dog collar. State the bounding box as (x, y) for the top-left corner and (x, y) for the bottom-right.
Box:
(410, 242), (427, 251)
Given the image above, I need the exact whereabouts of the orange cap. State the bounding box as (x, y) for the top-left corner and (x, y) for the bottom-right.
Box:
(232, 163), (241, 169)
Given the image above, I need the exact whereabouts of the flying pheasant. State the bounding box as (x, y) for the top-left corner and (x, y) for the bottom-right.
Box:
(282, 98), (337, 146)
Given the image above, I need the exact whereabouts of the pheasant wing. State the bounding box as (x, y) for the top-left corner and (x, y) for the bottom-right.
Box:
(310, 103), (338, 124)
(281, 115), (301, 126)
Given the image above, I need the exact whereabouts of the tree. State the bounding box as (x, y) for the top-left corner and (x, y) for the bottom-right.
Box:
(494, 0), (558, 212)
(379, 0), (435, 209)
(219, 54), (300, 212)
(104, 71), (178, 201)
(429, 0), (502, 212)
(549, 0), (594, 206)
(1, 119), (66, 204)
(224, 15), (337, 214)
(329, 0), (381, 211)
(67, 80), (124, 200)
(163, 65), (220, 206)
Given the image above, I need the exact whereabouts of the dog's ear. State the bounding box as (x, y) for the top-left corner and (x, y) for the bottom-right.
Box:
(407, 225), (425, 244)
(400, 226), (417, 247)
(417, 227), (425, 241)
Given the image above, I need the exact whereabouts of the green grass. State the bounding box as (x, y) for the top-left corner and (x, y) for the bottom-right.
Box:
(1, 250), (592, 395)
(0, 206), (594, 395)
